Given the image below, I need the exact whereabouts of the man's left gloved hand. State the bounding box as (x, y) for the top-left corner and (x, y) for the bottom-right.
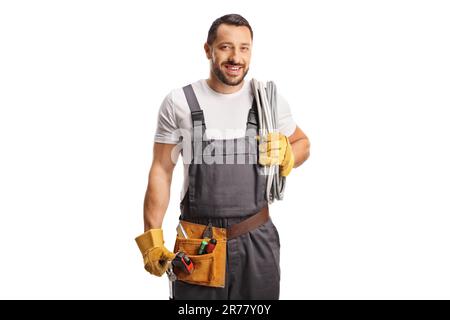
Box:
(258, 132), (295, 177)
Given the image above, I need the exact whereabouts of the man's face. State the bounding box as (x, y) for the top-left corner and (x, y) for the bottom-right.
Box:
(205, 24), (252, 86)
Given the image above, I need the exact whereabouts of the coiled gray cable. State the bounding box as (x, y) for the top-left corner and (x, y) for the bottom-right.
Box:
(251, 79), (286, 203)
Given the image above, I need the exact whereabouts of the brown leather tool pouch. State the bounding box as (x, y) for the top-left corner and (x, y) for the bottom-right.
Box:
(173, 221), (227, 288)
(173, 206), (269, 288)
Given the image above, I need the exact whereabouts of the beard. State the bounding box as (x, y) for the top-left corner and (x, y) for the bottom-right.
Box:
(212, 62), (249, 86)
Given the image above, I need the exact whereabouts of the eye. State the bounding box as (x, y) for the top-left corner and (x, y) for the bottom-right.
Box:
(221, 45), (230, 49)
(241, 47), (249, 51)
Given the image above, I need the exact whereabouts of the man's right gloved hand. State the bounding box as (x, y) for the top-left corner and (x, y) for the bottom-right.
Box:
(135, 229), (176, 277)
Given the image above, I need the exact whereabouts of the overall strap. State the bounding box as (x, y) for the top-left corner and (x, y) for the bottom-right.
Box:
(245, 97), (259, 136)
(182, 84), (205, 163)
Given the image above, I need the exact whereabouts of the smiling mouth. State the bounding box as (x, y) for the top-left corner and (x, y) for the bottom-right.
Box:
(224, 64), (243, 76)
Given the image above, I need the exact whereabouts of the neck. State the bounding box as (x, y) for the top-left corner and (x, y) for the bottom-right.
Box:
(207, 72), (244, 94)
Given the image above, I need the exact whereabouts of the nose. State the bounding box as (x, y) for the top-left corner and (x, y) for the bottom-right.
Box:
(228, 48), (242, 64)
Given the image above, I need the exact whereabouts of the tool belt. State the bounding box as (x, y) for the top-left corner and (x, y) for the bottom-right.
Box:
(173, 206), (269, 288)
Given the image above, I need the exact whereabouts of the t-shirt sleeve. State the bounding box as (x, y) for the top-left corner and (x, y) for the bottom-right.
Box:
(153, 92), (181, 144)
(277, 92), (297, 137)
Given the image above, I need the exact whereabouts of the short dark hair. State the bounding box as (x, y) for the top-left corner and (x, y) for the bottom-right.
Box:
(207, 14), (253, 45)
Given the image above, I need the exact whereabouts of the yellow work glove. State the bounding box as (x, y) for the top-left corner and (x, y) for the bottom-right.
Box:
(135, 229), (176, 277)
(258, 132), (295, 177)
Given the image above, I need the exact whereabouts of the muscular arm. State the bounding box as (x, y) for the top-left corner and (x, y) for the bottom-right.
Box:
(143, 142), (178, 231)
(288, 126), (311, 168)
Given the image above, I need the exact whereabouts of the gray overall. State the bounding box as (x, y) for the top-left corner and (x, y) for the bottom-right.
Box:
(172, 84), (281, 300)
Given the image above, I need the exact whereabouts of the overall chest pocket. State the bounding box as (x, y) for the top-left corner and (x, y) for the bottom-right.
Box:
(188, 137), (264, 215)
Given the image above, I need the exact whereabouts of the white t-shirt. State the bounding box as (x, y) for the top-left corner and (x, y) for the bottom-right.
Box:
(154, 79), (297, 201)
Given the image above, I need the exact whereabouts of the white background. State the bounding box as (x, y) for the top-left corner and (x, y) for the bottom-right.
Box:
(1, 0), (449, 299)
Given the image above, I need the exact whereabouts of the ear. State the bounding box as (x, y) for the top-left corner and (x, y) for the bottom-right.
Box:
(204, 42), (212, 59)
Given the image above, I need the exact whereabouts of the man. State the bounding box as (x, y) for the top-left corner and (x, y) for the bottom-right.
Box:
(135, 14), (310, 300)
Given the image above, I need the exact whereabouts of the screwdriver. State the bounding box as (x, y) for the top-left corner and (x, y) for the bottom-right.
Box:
(198, 240), (208, 255)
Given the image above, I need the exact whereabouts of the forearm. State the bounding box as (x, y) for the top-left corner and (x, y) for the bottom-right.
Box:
(291, 137), (310, 168)
(143, 166), (173, 231)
